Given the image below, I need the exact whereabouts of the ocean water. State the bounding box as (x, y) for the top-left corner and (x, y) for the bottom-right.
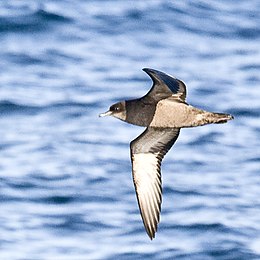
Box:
(0, 0), (260, 259)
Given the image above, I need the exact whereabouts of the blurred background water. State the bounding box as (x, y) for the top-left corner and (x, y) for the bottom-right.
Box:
(0, 0), (260, 259)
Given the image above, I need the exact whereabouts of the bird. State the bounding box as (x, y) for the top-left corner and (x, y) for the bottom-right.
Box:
(99, 68), (233, 240)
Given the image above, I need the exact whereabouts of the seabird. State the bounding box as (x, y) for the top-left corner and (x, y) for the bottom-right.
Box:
(99, 68), (233, 240)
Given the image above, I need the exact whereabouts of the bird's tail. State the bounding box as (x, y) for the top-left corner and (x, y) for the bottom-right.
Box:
(207, 112), (234, 124)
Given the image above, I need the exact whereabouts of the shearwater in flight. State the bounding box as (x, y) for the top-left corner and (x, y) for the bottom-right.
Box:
(99, 68), (233, 240)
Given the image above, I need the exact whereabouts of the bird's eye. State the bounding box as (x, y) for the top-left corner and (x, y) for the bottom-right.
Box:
(110, 105), (120, 112)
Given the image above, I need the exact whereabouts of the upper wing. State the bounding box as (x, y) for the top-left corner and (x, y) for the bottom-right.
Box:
(130, 127), (180, 239)
(142, 68), (187, 102)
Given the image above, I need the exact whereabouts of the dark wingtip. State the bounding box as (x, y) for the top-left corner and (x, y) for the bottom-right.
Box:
(142, 68), (153, 74)
(142, 68), (166, 82)
(147, 232), (155, 240)
(142, 68), (160, 74)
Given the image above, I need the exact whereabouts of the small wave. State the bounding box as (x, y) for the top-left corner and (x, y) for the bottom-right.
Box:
(5, 53), (44, 65)
(35, 9), (71, 23)
(40, 195), (76, 204)
(229, 107), (260, 118)
(0, 7), (72, 33)
(43, 214), (113, 233)
(0, 100), (40, 115)
(240, 63), (260, 71)
(164, 186), (203, 196)
(188, 132), (221, 146)
(0, 100), (91, 116)
(165, 222), (236, 234)
(236, 27), (260, 40)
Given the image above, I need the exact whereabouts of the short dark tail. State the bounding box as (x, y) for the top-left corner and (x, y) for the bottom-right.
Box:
(211, 112), (234, 124)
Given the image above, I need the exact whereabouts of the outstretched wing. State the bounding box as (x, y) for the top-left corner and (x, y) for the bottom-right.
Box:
(142, 68), (187, 102)
(130, 127), (180, 239)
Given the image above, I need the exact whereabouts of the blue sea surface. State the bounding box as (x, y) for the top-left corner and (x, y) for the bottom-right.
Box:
(0, 1), (260, 259)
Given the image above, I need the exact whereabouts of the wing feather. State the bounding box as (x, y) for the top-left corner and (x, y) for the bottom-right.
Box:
(142, 68), (187, 102)
(130, 127), (180, 239)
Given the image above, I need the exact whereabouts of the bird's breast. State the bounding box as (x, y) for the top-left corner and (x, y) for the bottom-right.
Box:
(125, 99), (157, 127)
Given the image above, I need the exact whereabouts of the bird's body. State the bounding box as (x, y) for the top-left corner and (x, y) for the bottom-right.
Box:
(127, 99), (231, 128)
(99, 68), (233, 240)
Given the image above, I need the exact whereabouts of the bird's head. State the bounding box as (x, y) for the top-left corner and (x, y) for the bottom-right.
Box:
(99, 101), (126, 121)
